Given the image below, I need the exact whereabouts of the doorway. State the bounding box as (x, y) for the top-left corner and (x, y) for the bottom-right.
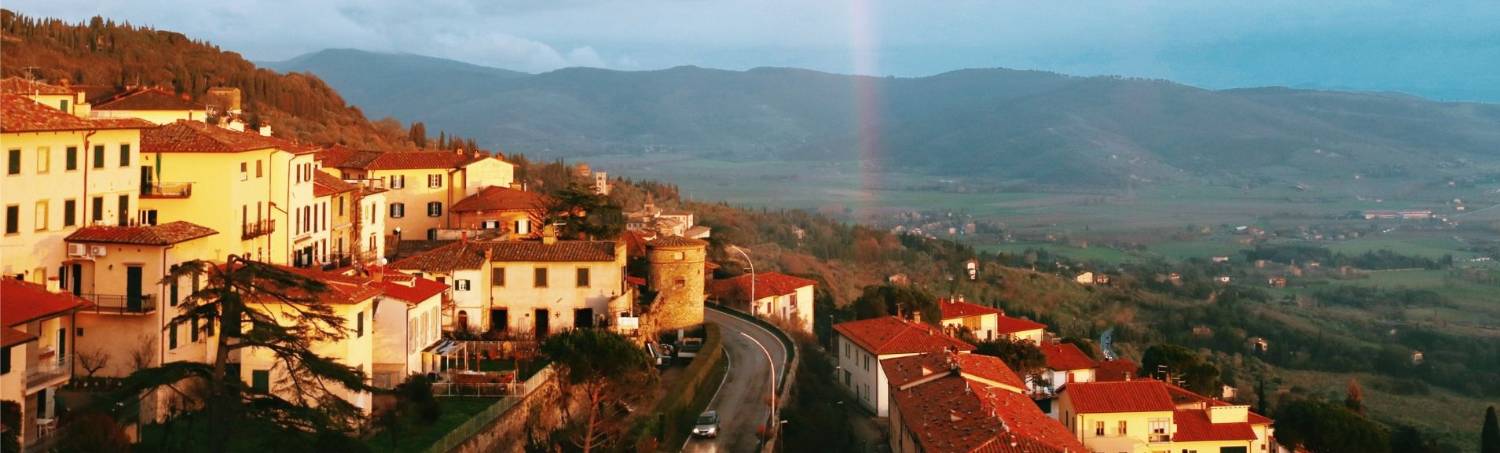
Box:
(534, 309), (549, 337)
(126, 266), (143, 312)
(490, 309), (508, 333)
(574, 308), (594, 329)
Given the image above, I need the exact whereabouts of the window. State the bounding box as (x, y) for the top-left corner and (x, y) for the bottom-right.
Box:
(427, 202), (442, 217)
(390, 203), (405, 218)
(1094, 421), (1104, 436)
(534, 268), (548, 288)
(63, 199), (76, 227)
(6, 149), (18, 175)
(191, 317), (201, 342)
(455, 279), (471, 291)
(1, 346), (10, 375)
(117, 195), (129, 226)
(169, 323), (179, 349)
(34, 200), (47, 231)
(576, 268), (590, 287)
(338, 197), (345, 216)
(65, 146), (77, 170)
(356, 311), (365, 337)
(93, 145), (105, 168)
(92, 197), (104, 222)
(492, 268), (506, 286)
(251, 370), (270, 392)
(239, 162), (248, 181)
(1117, 420), (1127, 435)
(4, 205), (17, 235)
(390, 175), (405, 189)
(59, 99), (69, 112)
(428, 174), (442, 188)
(170, 274), (179, 306)
(515, 218), (530, 235)
(119, 144), (130, 167)
(35, 147), (49, 174)
(256, 160), (263, 178)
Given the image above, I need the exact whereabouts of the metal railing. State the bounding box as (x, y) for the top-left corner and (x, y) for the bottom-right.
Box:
(423, 365), (554, 453)
(26, 357), (71, 388)
(430, 382), (527, 397)
(79, 293), (157, 314)
(242, 219), (275, 240)
(1149, 433), (1172, 443)
(140, 182), (193, 198)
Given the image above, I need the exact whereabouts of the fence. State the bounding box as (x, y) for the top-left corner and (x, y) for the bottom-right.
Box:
(422, 364), (554, 453)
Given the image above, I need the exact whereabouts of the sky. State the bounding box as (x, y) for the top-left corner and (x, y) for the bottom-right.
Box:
(11, 0), (1500, 102)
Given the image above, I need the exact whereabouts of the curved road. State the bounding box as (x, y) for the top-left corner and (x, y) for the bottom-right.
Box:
(683, 308), (788, 453)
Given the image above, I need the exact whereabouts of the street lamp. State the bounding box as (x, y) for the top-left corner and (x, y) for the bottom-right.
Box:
(741, 331), (776, 442)
(729, 245), (755, 315)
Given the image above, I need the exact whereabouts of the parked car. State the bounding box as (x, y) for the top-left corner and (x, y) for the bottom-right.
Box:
(677, 337), (704, 359)
(692, 410), (719, 438)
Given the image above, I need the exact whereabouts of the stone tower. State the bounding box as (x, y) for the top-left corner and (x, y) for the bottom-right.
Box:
(646, 236), (708, 335)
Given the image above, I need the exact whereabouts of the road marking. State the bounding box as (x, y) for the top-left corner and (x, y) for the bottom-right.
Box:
(681, 314), (735, 453)
(713, 308), (788, 383)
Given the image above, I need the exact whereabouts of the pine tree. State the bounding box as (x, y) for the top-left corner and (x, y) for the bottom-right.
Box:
(1483, 406), (1499, 453)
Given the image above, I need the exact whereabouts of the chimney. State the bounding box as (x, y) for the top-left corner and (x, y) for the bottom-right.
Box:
(541, 225), (558, 245)
(45, 276), (61, 293)
(483, 247), (494, 263)
(911, 309), (922, 324)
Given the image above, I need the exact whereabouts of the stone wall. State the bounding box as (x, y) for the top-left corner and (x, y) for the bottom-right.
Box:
(448, 376), (586, 453)
(646, 241), (707, 333)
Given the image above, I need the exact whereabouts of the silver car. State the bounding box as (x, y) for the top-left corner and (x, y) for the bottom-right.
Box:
(692, 410), (719, 438)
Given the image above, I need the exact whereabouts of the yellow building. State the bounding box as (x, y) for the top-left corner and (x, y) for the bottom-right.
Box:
(90, 87), (207, 125)
(1057, 379), (1274, 453)
(320, 149), (514, 241)
(314, 172), (360, 266)
(1, 92), (152, 285)
(138, 120), (318, 266)
(2, 278), (89, 449)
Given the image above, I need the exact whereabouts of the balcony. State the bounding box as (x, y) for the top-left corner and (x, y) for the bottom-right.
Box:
(1149, 433), (1172, 443)
(242, 219), (275, 240)
(27, 357), (71, 389)
(140, 182), (193, 199)
(78, 293), (157, 315)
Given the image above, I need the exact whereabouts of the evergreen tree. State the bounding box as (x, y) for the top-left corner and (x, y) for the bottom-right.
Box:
(1483, 405), (1499, 453)
(542, 329), (655, 453)
(408, 122), (427, 148)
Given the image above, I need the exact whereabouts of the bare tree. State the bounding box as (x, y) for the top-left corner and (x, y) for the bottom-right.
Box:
(77, 347), (111, 378)
(129, 333), (156, 372)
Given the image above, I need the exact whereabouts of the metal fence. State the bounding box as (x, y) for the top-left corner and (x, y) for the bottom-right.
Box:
(422, 364), (555, 453)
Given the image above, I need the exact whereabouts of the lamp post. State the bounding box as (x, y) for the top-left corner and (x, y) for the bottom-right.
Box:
(741, 331), (776, 443)
(729, 245), (755, 315)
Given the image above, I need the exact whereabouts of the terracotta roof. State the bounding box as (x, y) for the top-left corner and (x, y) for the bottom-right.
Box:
(142, 120), (283, 153)
(317, 145), (384, 168)
(390, 239), (620, 273)
(451, 186), (549, 212)
(362, 151), (478, 170)
(0, 77), (72, 95)
(313, 171), (358, 197)
(93, 88), (203, 111)
(883, 352), (1026, 390)
(708, 272), (817, 304)
(65, 221), (217, 246)
(1062, 380), (1174, 414)
(378, 273), (449, 305)
(69, 84), (121, 104)
(620, 230), (650, 258)
(995, 314), (1047, 335)
(252, 266), (382, 305)
(1039, 342), (1097, 371)
(1172, 409), (1258, 442)
(2, 326), (38, 348)
(648, 236), (708, 248)
(891, 374), (1085, 453)
(834, 316), (975, 356)
(1094, 359), (1139, 382)
(1, 279), (91, 326)
(1163, 383), (1273, 425)
(1, 95), (151, 133)
(939, 298), (1003, 320)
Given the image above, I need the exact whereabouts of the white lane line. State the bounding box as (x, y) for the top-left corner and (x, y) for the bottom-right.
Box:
(715, 309), (788, 382)
(681, 316), (735, 453)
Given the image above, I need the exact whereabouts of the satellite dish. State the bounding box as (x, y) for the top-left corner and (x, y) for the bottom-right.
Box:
(379, 258), (389, 265)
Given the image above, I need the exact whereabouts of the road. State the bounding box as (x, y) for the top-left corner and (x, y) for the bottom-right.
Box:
(682, 308), (788, 453)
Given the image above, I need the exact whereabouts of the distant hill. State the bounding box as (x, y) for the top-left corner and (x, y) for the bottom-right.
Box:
(272, 50), (1500, 188)
(0, 10), (407, 148)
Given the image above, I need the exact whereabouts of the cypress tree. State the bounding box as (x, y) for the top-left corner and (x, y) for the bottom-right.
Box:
(1483, 406), (1499, 453)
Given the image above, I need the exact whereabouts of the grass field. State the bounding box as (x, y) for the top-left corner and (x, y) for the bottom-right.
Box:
(365, 397), (502, 453)
(1277, 369), (1494, 451)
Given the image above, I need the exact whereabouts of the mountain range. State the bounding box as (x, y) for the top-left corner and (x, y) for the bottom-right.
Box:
(268, 49), (1500, 188)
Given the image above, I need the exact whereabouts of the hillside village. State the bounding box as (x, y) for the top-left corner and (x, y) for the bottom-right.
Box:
(0, 71), (1317, 453)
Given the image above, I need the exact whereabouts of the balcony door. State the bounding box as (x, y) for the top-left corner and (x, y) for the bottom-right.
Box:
(140, 166), (153, 193)
(126, 266), (143, 312)
(69, 263), (82, 296)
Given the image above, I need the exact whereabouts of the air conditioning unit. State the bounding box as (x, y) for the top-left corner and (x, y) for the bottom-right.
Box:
(67, 244), (88, 257)
(90, 246), (108, 257)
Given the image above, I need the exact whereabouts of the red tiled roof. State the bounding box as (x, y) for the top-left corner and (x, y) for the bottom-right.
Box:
(389, 241), (490, 273)
(362, 151), (479, 170)
(939, 298), (1003, 320)
(142, 120), (283, 153)
(648, 236), (708, 248)
(620, 230), (650, 258)
(1163, 383), (1273, 425)
(1094, 359), (1139, 382)
(994, 314), (1047, 335)
(883, 352), (1026, 390)
(317, 145), (384, 168)
(1, 279), (91, 326)
(2, 326), (38, 348)
(390, 239), (620, 273)
(451, 186), (549, 213)
(93, 88), (203, 111)
(65, 221), (217, 246)
(834, 316), (975, 356)
(1062, 380), (1174, 414)
(313, 171), (358, 197)
(378, 273), (448, 305)
(1039, 342), (1097, 371)
(891, 374), (1085, 453)
(0, 77), (72, 95)
(708, 272), (817, 304)
(1, 95), (150, 133)
(269, 266), (382, 305)
(1172, 409), (1258, 442)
